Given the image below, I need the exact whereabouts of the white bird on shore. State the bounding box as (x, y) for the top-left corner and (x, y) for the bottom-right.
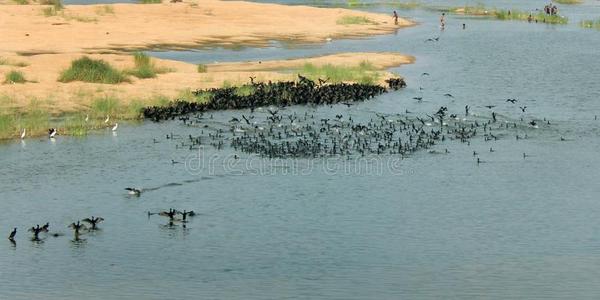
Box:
(104, 115), (110, 124)
(85, 114), (89, 122)
(20, 128), (26, 139)
(48, 128), (57, 138)
(112, 123), (118, 131)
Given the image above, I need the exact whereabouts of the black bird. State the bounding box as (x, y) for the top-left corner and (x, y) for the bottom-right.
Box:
(444, 93), (454, 98)
(82, 216), (104, 230)
(126, 187), (142, 196)
(529, 120), (537, 126)
(421, 72), (430, 76)
(159, 208), (178, 220)
(484, 105), (496, 109)
(41, 222), (49, 232)
(506, 98), (517, 103)
(8, 228), (16, 241)
(178, 210), (196, 221)
(68, 221), (87, 234)
(413, 97), (423, 101)
(48, 128), (57, 138)
(28, 225), (44, 240)
(242, 115), (251, 125)
(171, 159), (180, 164)
(520, 106), (527, 112)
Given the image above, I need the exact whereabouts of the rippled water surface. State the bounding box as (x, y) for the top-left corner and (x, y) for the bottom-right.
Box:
(2, 1), (600, 299)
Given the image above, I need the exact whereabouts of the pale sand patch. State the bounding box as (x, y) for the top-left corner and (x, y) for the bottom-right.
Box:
(0, 1), (413, 54)
(0, 52), (414, 114)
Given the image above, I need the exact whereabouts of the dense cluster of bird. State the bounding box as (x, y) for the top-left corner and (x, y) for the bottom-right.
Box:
(143, 76), (405, 122)
(163, 98), (549, 159)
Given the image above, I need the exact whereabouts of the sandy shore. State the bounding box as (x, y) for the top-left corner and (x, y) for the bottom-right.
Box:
(0, 52), (414, 113)
(0, 0), (415, 138)
(0, 1), (412, 53)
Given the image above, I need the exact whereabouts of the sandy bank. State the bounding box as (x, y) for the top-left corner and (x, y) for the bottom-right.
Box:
(0, 52), (414, 114)
(0, 1), (412, 54)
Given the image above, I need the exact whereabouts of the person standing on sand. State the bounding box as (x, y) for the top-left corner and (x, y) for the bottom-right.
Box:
(393, 11), (399, 25)
(440, 13), (446, 30)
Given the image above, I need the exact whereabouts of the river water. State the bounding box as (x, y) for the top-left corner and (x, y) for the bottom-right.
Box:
(2, 1), (600, 299)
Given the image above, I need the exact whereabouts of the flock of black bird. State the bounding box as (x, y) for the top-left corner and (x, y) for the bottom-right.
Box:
(143, 75), (404, 121)
(157, 95), (550, 160)
(7, 209), (196, 244)
(7, 74), (559, 244)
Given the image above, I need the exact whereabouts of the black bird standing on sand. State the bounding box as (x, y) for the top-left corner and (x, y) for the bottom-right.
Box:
(82, 216), (104, 230)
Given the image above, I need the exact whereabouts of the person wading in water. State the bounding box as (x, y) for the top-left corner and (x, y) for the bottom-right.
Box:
(393, 11), (399, 25)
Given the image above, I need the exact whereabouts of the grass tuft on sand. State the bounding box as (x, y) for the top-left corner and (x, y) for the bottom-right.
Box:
(299, 61), (380, 84)
(197, 64), (208, 73)
(580, 18), (600, 30)
(4, 70), (27, 84)
(554, 0), (581, 4)
(442, 5), (570, 24)
(59, 56), (129, 84)
(125, 52), (171, 79)
(336, 15), (378, 25)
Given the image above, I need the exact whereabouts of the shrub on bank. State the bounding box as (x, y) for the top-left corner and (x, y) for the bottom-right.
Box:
(59, 56), (129, 84)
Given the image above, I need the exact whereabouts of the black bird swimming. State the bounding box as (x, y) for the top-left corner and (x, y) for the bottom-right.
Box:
(484, 105), (496, 109)
(413, 97), (423, 101)
(159, 208), (178, 220)
(520, 106), (527, 112)
(421, 72), (430, 76)
(68, 221), (87, 234)
(8, 228), (16, 241)
(171, 159), (181, 164)
(41, 222), (49, 232)
(28, 225), (44, 240)
(529, 120), (537, 126)
(506, 98), (517, 103)
(444, 93), (454, 98)
(178, 210), (196, 221)
(82, 216), (104, 230)
(125, 187), (142, 196)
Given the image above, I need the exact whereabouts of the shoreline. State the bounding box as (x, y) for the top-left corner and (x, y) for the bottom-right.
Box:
(0, 0), (415, 140)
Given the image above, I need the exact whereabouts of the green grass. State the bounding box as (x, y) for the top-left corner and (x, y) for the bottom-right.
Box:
(0, 57), (28, 67)
(178, 88), (213, 103)
(336, 15), (378, 25)
(4, 70), (27, 84)
(234, 85), (256, 97)
(59, 56), (129, 84)
(298, 61), (380, 84)
(95, 5), (115, 15)
(0, 94), (171, 139)
(12, 0), (29, 4)
(441, 5), (569, 25)
(197, 64), (208, 73)
(580, 18), (600, 30)
(138, 0), (162, 3)
(125, 52), (171, 79)
(554, 0), (581, 4)
(40, 0), (64, 16)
